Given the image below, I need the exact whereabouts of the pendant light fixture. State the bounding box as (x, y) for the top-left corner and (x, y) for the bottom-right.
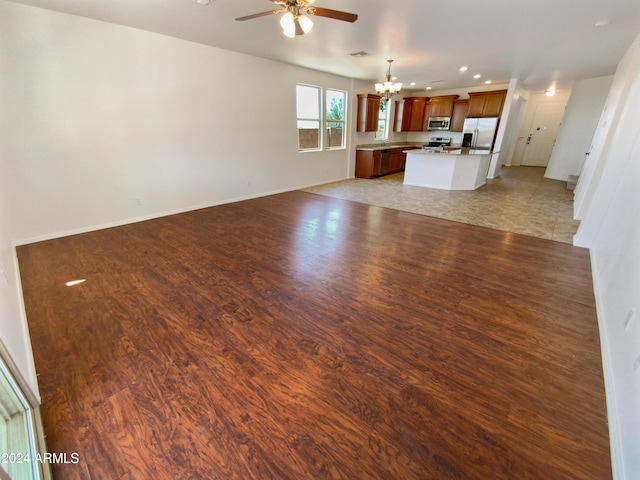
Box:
(375, 59), (402, 102)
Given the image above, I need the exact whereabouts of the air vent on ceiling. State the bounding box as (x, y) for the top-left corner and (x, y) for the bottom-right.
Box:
(350, 51), (370, 57)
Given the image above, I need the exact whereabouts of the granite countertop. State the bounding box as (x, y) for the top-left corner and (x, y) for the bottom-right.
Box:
(406, 148), (494, 156)
(355, 143), (424, 151)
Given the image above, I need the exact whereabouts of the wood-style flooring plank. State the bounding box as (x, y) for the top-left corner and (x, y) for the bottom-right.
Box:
(17, 190), (611, 479)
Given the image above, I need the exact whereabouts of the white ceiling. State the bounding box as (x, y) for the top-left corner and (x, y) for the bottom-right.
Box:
(7, 0), (640, 93)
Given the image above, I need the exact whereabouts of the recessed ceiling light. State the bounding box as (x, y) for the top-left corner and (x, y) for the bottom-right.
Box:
(391, 76), (398, 81)
(426, 87), (432, 90)
(594, 19), (610, 28)
(545, 89), (556, 96)
(410, 82), (416, 86)
(193, 0), (212, 4)
(485, 80), (492, 84)
(473, 74), (481, 79)
(460, 66), (468, 72)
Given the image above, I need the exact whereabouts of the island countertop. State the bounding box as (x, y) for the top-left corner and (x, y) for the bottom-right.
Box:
(403, 149), (492, 190)
(402, 148), (494, 155)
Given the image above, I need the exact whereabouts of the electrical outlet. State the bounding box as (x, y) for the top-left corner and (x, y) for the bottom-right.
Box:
(624, 308), (635, 330)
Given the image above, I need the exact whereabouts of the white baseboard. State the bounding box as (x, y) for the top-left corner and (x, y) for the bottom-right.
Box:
(590, 251), (624, 479)
(13, 178), (346, 246)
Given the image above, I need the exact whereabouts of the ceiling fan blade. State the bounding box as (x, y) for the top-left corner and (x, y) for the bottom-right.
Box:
(307, 7), (358, 23)
(235, 10), (282, 21)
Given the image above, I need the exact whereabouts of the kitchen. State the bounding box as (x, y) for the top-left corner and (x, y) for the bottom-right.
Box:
(355, 88), (508, 189)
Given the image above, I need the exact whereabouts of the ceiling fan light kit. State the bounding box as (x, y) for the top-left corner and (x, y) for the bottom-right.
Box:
(280, 11), (313, 37)
(236, 0), (357, 38)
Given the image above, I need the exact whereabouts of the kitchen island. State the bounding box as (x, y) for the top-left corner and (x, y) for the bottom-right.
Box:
(403, 149), (492, 190)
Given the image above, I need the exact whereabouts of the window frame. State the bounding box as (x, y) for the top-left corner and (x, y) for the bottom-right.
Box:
(295, 83), (348, 153)
(0, 354), (41, 480)
(296, 83), (323, 152)
(325, 88), (347, 150)
(375, 98), (390, 141)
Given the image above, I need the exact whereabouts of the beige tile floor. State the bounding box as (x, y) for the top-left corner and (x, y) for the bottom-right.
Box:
(303, 166), (580, 244)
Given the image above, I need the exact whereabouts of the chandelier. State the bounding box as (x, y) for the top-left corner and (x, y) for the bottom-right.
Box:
(375, 59), (402, 102)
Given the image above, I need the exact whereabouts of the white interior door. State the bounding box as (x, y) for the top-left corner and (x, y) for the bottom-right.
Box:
(521, 101), (566, 167)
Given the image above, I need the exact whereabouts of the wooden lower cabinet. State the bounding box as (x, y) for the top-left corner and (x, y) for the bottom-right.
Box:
(356, 147), (421, 178)
(355, 150), (381, 178)
(390, 149), (405, 173)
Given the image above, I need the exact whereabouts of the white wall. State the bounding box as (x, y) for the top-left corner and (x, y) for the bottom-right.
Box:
(545, 76), (613, 181)
(0, 2), (40, 397)
(574, 32), (640, 480)
(0, 1), (360, 393)
(487, 78), (523, 178)
(0, 221), (39, 398)
(0, 1), (356, 245)
(573, 46), (640, 221)
(498, 79), (529, 169)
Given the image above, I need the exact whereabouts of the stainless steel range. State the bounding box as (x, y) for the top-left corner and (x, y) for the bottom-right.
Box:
(422, 137), (452, 151)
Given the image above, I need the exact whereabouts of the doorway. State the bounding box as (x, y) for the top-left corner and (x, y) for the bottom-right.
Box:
(519, 101), (566, 167)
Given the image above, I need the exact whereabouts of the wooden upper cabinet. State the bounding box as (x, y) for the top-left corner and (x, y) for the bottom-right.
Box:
(467, 90), (507, 117)
(428, 95), (459, 118)
(482, 91), (507, 116)
(399, 96), (429, 132)
(450, 99), (469, 132)
(356, 94), (381, 132)
(422, 101), (432, 131)
(401, 101), (413, 132)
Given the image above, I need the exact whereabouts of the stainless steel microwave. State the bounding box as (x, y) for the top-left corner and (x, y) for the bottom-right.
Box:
(428, 117), (450, 130)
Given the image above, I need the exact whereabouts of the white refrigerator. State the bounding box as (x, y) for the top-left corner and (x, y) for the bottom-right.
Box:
(461, 117), (499, 151)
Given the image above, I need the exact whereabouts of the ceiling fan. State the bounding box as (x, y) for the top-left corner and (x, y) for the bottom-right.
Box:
(235, 0), (358, 38)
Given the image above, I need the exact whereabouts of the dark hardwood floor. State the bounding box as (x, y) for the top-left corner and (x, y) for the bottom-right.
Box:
(17, 190), (611, 479)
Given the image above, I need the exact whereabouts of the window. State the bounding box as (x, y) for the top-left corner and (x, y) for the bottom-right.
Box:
(0, 355), (41, 479)
(326, 89), (346, 149)
(296, 84), (322, 151)
(375, 99), (389, 140)
(296, 84), (348, 152)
